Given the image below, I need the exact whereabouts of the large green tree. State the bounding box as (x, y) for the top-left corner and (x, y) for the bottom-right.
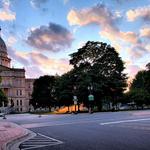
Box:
(0, 77), (8, 107)
(129, 63), (150, 106)
(0, 89), (8, 107)
(55, 71), (75, 111)
(130, 68), (150, 94)
(30, 75), (56, 109)
(69, 41), (127, 110)
(146, 62), (150, 70)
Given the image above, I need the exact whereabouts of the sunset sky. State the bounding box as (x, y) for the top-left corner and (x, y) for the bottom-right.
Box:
(0, 0), (150, 79)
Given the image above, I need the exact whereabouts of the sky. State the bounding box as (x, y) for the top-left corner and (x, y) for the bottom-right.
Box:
(0, 0), (150, 80)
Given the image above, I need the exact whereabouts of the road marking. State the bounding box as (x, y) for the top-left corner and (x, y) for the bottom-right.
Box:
(19, 133), (63, 150)
(100, 118), (150, 125)
(21, 119), (104, 128)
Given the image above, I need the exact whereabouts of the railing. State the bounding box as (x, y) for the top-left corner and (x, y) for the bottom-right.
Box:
(0, 84), (12, 88)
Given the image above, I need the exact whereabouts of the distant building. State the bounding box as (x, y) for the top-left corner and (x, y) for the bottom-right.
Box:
(0, 35), (35, 112)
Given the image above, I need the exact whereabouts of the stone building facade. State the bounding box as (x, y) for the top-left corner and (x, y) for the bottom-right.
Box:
(0, 36), (35, 112)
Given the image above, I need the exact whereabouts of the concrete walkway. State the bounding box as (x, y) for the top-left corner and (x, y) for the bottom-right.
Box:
(0, 121), (29, 150)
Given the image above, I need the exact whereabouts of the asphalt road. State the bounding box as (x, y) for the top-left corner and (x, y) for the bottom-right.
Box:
(2, 110), (150, 150)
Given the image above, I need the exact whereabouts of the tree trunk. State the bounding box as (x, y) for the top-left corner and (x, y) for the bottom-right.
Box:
(49, 106), (51, 112)
(77, 103), (80, 112)
(68, 106), (70, 112)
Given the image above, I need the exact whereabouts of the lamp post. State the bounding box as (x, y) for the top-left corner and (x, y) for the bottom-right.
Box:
(36, 102), (41, 117)
(10, 98), (14, 113)
(88, 85), (94, 113)
(110, 88), (116, 111)
(52, 87), (55, 110)
(73, 86), (78, 114)
(2, 102), (6, 119)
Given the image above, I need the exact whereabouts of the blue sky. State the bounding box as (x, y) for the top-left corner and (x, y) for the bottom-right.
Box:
(0, 0), (150, 80)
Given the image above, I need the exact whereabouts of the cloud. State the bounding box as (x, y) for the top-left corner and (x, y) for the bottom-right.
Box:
(0, 0), (15, 21)
(67, 3), (150, 80)
(7, 36), (17, 46)
(64, 0), (69, 4)
(26, 23), (73, 52)
(67, 4), (116, 28)
(0, 0), (10, 10)
(129, 43), (148, 60)
(124, 64), (141, 88)
(100, 29), (139, 45)
(8, 47), (29, 66)
(125, 65), (141, 78)
(126, 6), (150, 22)
(140, 27), (150, 38)
(67, 4), (139, 47)
(120, 31), (139, 44)
(30, 0), (48, 8)
(0, 11), (15, 21)
(28, 52), (72, 75)
(25, 66), (43, 78)
(8, 47), (72, 77)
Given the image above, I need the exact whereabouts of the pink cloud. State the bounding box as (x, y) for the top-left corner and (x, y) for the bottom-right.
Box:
(0, 0), (16, 21)
(67, 4), (139, 46)
(26, 23), (73, 52)
(140, 27), (150, 38)
(126, 5), (150, 22)
(8, 47), (72, 78)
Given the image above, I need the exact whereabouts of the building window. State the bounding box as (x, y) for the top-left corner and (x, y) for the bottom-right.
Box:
(17, 100), (19, 106)
(16, 90), (19, 96)
(16, 90), (23, 96)
(20, 90), (22, 95)
(20, 108), (22, 112)
(20, 100), (22, 106)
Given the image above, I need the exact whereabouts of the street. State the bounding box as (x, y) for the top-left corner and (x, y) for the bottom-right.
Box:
(1, 110), (150, 150)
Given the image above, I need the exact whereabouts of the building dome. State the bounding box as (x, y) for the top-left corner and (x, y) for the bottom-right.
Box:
(0, 37), (7, 54)
(0, 35), (10, 67)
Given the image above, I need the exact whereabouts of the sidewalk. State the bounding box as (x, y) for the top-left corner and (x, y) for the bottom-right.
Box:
(0, 121), (29, 150)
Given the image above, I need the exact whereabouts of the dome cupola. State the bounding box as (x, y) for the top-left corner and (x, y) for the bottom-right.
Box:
(0, 28), (11, 68)
(0, 37), (7, 54)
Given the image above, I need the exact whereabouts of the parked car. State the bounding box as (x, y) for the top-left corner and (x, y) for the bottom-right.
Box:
(0, 113), (4, 117)
(119, 105), (130, 110)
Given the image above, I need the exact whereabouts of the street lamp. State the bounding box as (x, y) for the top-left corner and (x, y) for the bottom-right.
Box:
(88, 85), (94, 113)
(88, 86), (93, 93)
(2, 102), (6, 119)
(52, 87), (56, 109)
(36, 102), (41, 117)
(73, 86), (78, 114)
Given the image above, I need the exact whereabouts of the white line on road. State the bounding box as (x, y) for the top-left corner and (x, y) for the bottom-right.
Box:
(20, 133), (63, 150)
(100, 118), (150, 125)
(21, 119), (106, 128)
(38, 133), (63, 144)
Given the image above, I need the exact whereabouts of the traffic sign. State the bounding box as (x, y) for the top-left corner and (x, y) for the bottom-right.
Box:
(74, 101), (77, 105)
(88, 94), (94, 101)
(73, 96), (78, 101)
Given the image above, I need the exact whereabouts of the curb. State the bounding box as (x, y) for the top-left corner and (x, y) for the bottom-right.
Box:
(0, 122), (36, 150)
(6, 129), (36, 150)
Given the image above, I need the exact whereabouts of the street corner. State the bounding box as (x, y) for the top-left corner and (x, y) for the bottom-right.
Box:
(131, 110), (150, 117)
(0, 121), (35, 150)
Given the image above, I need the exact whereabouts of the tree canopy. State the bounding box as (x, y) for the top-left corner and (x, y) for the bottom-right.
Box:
(30, 75), (56, 109)
(126, 63), (150, 107)
(130, 69), (150, 94)
(0, 77), (8, 107)
(69, 41), (127, 109)
(30, 41), (127, 111)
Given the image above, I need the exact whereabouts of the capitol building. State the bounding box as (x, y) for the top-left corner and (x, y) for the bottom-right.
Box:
(0, 36), (34, 112)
